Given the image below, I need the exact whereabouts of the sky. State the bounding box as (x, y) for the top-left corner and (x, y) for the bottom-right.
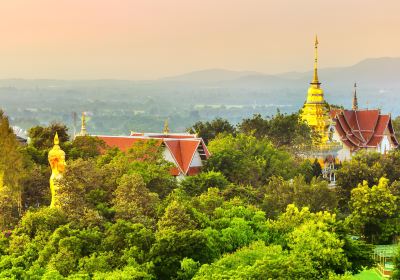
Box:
(0, 0), (400, 80)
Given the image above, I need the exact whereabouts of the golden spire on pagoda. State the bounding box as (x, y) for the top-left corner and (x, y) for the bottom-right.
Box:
(163, 119), (170, 135)
(311, 35), (320, 86)
(79, 112), (88, 136)
(352, 83), (358, 111)
(300, 35), (330, 146)
(48, 132), (66, 208)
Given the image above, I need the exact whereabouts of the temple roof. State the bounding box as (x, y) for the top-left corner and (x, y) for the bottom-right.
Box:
(96, 133), (210, 176)
(333, 109), (398, 151)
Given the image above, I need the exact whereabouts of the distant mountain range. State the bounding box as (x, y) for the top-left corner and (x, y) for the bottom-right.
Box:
(152, 57), (400, 114)
(1, 57), (400, 133)
(159, 57), (400, 87)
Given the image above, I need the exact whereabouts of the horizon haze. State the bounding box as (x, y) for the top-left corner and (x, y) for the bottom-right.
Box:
(1, 0), (400, 79)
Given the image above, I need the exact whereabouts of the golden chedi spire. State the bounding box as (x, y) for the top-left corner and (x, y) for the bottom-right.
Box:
(48, 132), (66, 208)
(79, 112), (88, 136)
(352, 83), (358, 111)
(300, 35), (330, 146)
(163, 119), (170, 135)
(311, 35), (320, 86)
(306, 35), (325, 104)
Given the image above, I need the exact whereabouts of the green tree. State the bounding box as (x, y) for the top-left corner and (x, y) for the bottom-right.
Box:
(392, 116), (400, 140)
(28, 123), (69, 151)
(346, 177), (399, 243)
(187, 118), (236, 144)
(150, 229), (216, 280)
(0, 110), (24, 227)
(102, 220), (154, 263)
(100, 140), (176, 199)
(262, 176), (338, 218)
(336, 151), (384, 210)
(176, 258), (200, 280)
(113, 173), (159, 227)
(205, 134), (300, 186)
(57, 159), (108, 225)
(157, 200), (197, 232)
(68, 136), (105, 160)
(312, 158), (322, 177)
(288, 218), (350, 277)
(380, 149), (400, 182)
(20, 164), (50, 210)
(193, 241), (317, 279)
(179, 171), (229, 197)
(238, 112), (312, 150)
(393, 247), (400, 280)
(92, 265), (154, 280)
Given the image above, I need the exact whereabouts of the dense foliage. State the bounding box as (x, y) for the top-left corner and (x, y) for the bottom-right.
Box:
(0, 112), (399, 279)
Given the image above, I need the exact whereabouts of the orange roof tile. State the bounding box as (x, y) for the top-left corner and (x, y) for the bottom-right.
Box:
(334, 109), (398, 150)
(96, 135), (209, 176)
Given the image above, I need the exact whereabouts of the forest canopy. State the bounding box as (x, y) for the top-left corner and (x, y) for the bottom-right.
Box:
(0, 111), (399, 279)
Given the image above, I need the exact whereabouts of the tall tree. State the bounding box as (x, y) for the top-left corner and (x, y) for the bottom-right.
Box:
(0, 110), (24, 226)
(113, 173), (159, 227)
(28, 123), (69, 151)
(205, 133), (302, 186)
(238, 112), (312, 150)
(346, 177), (399, 244)
(336, 151), (384, 210)
(262, 176), (338, 218)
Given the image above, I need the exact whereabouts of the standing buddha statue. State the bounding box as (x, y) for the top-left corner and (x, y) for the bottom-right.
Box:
(48, 132), (66, 207)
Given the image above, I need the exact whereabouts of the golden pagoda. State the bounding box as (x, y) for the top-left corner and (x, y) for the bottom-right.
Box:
(300, 35), (330, 146)
(48, 132), (66, 207)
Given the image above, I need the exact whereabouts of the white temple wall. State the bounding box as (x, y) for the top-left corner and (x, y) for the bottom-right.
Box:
(162, 148), (176, 165)
(336, 146), (352, 162)
(190, 151), (203, 167)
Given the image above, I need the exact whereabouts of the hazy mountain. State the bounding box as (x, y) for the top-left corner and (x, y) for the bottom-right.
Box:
(1, 57), (400, 133)
(160, 57), (400, 85)
(161, 68), (262, 83)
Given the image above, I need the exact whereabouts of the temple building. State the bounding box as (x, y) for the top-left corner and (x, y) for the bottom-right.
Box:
(77, 115), (210, 178)
(98, 133), (210, 178)
(331, 84), (398, 161)
(299, 37), (399, 184)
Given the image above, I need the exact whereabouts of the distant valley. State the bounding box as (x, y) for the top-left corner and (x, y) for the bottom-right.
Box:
(1, 57), (399, 135)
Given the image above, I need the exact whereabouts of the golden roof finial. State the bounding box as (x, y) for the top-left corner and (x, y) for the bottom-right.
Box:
(311, 34), (320, 86)
(163, 119), (170, 135)
(54, 132), (60, 145)
(352, 83), (358, 111)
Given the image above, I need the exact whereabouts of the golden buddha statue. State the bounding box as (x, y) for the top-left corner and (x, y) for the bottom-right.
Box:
(300, 35), (330, 146)
(48, 132), (66, 207)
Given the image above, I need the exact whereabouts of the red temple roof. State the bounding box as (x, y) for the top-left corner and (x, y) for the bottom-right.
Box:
(96, 134), (210, 176)
(333, 109), (398, 151)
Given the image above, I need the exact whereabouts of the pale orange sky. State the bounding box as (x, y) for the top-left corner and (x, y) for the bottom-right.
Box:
(0, 0), (399, 79)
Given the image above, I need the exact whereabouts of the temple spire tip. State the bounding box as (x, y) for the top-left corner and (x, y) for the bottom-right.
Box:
(352, 82), (359, 111)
